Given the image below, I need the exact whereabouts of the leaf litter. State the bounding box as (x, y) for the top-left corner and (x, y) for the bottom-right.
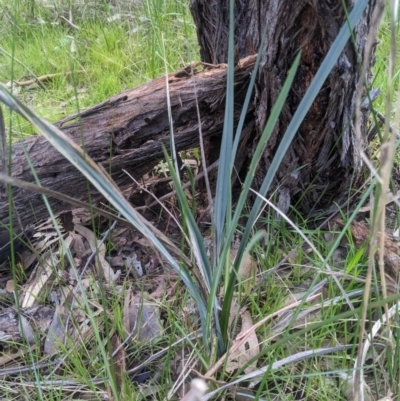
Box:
(0, 166), (400, 400)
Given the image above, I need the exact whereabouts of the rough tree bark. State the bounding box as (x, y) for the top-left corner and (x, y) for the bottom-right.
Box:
(190, 0), (382, 214)
(0, 56), (256, 228)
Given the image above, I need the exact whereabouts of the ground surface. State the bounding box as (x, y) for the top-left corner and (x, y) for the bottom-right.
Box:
(0, 1), (400, 401)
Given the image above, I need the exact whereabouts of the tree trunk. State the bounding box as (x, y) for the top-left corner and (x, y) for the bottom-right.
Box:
(1, 57), (256, 229)
(190, 0), (381, 214)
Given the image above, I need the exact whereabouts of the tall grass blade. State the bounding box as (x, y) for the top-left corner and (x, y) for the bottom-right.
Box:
(209, 7), (270, 351)
(0, 106), (6, 177)
(204, 345), (354, 400)
(219, 54), (301, 340)
(213, 0), (235, 262)
(162, 146), (212, 291)
(162, 146), (216, 348)
(205, 292), (400, 400)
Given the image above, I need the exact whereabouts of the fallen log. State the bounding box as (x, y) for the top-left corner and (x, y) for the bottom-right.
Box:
(0, 56), (256, 229)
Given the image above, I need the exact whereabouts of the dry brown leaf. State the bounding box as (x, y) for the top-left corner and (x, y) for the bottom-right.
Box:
(226, 310), (259, 375)
(0, 347), (26, 366)
(226, 297), (259, 375)
(132, 235), (153, 248)
(125, 295), (163, 343)
(22, 230), (73, 286)
(123, 286), (134, 336)
(21, 233), (73, 308)
(44, 305), (69, 356)
(72, 307), (105, 345)
(21, 248), (38, 270)
(110, 334), (126, 394)
(19, 314), (36, 345)
(74, 224), (118, 284)
(70, 232), (89, 258)
(149, 277), (166, 298)
(72, 208), (94, 226)
(231, 248), (258, 294)
(6, 280), (15, 293)
(238, 254), (257, 294)
(109, 256), (125, 268)
(110, 227), (129, 248)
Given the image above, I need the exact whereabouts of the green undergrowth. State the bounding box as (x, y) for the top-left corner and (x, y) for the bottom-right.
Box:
(0, 1), (399, 401)
(0, 0), (198, 138)
(371, 6), (400, 113)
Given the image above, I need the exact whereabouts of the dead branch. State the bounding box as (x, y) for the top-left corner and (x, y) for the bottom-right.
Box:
(1, 56), (256, 228)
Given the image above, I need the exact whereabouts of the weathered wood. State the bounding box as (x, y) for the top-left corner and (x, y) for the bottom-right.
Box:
(190, 0), (382, 214)
(1, 56), (256, 229)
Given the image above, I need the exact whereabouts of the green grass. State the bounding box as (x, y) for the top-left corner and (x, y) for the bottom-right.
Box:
(0, 1), (400, 401)
(0, 0), (198, 136)
(371, 6), (400, 114)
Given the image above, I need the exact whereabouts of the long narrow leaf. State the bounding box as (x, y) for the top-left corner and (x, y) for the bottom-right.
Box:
(162, 146), (212, 291)
(162, 146), (216, 348)
(219, 53), (301, 341)
(213, 0), (235, 263)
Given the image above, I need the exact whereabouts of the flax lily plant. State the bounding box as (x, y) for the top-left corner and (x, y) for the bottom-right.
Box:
(0, 0), (372, 359)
